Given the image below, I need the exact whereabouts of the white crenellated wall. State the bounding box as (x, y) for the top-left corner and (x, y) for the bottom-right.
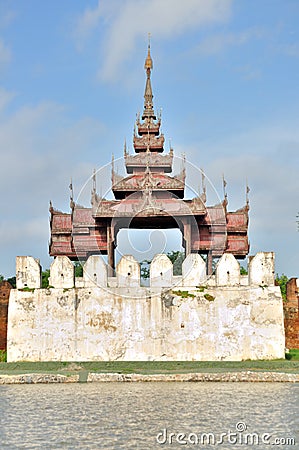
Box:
(14, 252), (276, 290)
(248, 252), (275, 286)
(48, 256), (74, 289)
(7, 252), (284, 362)
(83, 255), (107, 287)
(16, 256), (41, 289)
(182, 254), (206, 286)
(216, 254), (241, 286)
(116, 255), (140, 287)
(150, 254), (173, 287)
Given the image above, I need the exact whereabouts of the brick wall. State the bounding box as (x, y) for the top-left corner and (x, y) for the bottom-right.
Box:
(0, 281), (12, 350)
(284, 278), (299, 349)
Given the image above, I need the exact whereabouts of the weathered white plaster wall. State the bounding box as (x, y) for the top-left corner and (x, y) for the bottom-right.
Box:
(16, 256), (41, 289)
(7, 253), (285, 362)
(216, 254), (240, 286)
(116, 255), (140, 287)
(248, 252), (275, 286)
(182, 254), (206, 286)
(83, 255), (107, 287)
(150, 254), (173, 287)
(48, 256), (74, 289)
(7, 285), (285, 362)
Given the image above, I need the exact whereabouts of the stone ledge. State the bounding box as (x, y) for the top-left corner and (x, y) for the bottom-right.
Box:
(0, 371), (298, 384)
(0, 373), (79, 384)
(87, 371), (299, 383)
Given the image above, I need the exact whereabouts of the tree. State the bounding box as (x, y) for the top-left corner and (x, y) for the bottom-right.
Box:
(74, 261), (84, 277)
(140, 259), (151, 279)
(275, 273), (288, 301)
(7, 276), (16, 288)
(240, 266), (248, 275)
(166, 251), (185, 276)
(42, 270), (50, 288)
(0, 274), (16, 287)
(140, 251), (185, 279)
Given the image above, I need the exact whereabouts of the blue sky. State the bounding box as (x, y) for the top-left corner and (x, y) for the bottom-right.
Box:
(0, 0), (298, 277)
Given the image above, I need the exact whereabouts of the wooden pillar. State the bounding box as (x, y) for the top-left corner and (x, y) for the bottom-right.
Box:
(107, 225), (115, 277)
(183, 219), (191, 256)
(207, 252), (213, 276)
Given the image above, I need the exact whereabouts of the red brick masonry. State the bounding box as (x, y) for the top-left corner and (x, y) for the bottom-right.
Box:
(284, 278), (299, 349)
(0, 281), (12, 350)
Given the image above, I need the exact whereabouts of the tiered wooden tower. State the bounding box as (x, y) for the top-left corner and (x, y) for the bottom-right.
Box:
(49, 43), (249, 274)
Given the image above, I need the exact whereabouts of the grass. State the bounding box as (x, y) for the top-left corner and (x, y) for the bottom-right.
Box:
(286, 348), (299, 361)
(0, 359), (299, 375)
(18, 287), (35, 292)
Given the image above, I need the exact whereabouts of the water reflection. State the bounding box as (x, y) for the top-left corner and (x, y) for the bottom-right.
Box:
(0, 383), (298, 449)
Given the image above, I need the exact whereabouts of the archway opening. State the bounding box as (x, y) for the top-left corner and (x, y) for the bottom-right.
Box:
(115, 228), (184, 285)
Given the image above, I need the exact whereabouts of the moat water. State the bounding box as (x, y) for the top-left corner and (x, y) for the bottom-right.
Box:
(0, 383), (298, 449)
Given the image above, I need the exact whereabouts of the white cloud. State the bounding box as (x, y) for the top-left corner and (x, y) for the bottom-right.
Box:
(0, 217), (48, 247)
(0, 101), (106, 275)
(0, 38), (11, 66)
(235, 64), (261, 80)
(182, 122), (299, 275)
(280, 43), (299, 57)
(0, 87), (16, 112)
(74, 0), (233, 81)
(194, 28), (264, 55)
(73, 0), (103, 50)
(0, 9), (16, 28)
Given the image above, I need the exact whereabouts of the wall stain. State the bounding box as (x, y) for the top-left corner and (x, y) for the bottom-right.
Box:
(86, 312), (117, 332)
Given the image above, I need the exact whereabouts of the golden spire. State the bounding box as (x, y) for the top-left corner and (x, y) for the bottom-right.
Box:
(143, 33), (155, 119)
(144, 33), (153, 70)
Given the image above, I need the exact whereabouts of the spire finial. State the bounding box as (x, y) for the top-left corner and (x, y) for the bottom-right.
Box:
(144, 33), (153, 71)
(201, 168), (206, 203)
(69, 178), (75, 211)
(143, 36), (155, 119)
(92, 169), (96, 194)
(222, 174), (227, 201)
(69, 178), (73, 202)
(246, 179), (250, 209)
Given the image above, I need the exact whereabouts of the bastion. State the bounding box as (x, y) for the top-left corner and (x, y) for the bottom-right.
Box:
(7, 252), (285, 362)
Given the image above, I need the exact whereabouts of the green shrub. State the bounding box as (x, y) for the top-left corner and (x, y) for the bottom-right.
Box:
(204, 293), (215, 302)
(172, 290), (195, 298)
(196, 285), (207, 292)
(286, 349), (299, 360)
(18, 287), (35, 292)
(0, 350), (7, 362)
(275, 273), (288, 301)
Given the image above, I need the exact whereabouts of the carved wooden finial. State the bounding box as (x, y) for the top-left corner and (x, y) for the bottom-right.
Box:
(92, 169), (96, 193)
(222, 174), (228, 202)
(69, 178), (73, 201)
(201, 168), (206, 203)
(124, 138), (128, 156)
(246, 180), (250, 208)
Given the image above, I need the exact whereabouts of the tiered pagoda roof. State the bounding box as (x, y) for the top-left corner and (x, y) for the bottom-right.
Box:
(49, 41), (249, 272)
(111, 41), (184, 200)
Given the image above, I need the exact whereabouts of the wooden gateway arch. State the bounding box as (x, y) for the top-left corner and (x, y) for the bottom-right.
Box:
(49, 44), (249, 275)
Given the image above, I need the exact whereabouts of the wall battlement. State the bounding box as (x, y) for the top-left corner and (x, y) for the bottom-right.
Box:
(7, 252), (284, 362)
(15, 252), (276, 290)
